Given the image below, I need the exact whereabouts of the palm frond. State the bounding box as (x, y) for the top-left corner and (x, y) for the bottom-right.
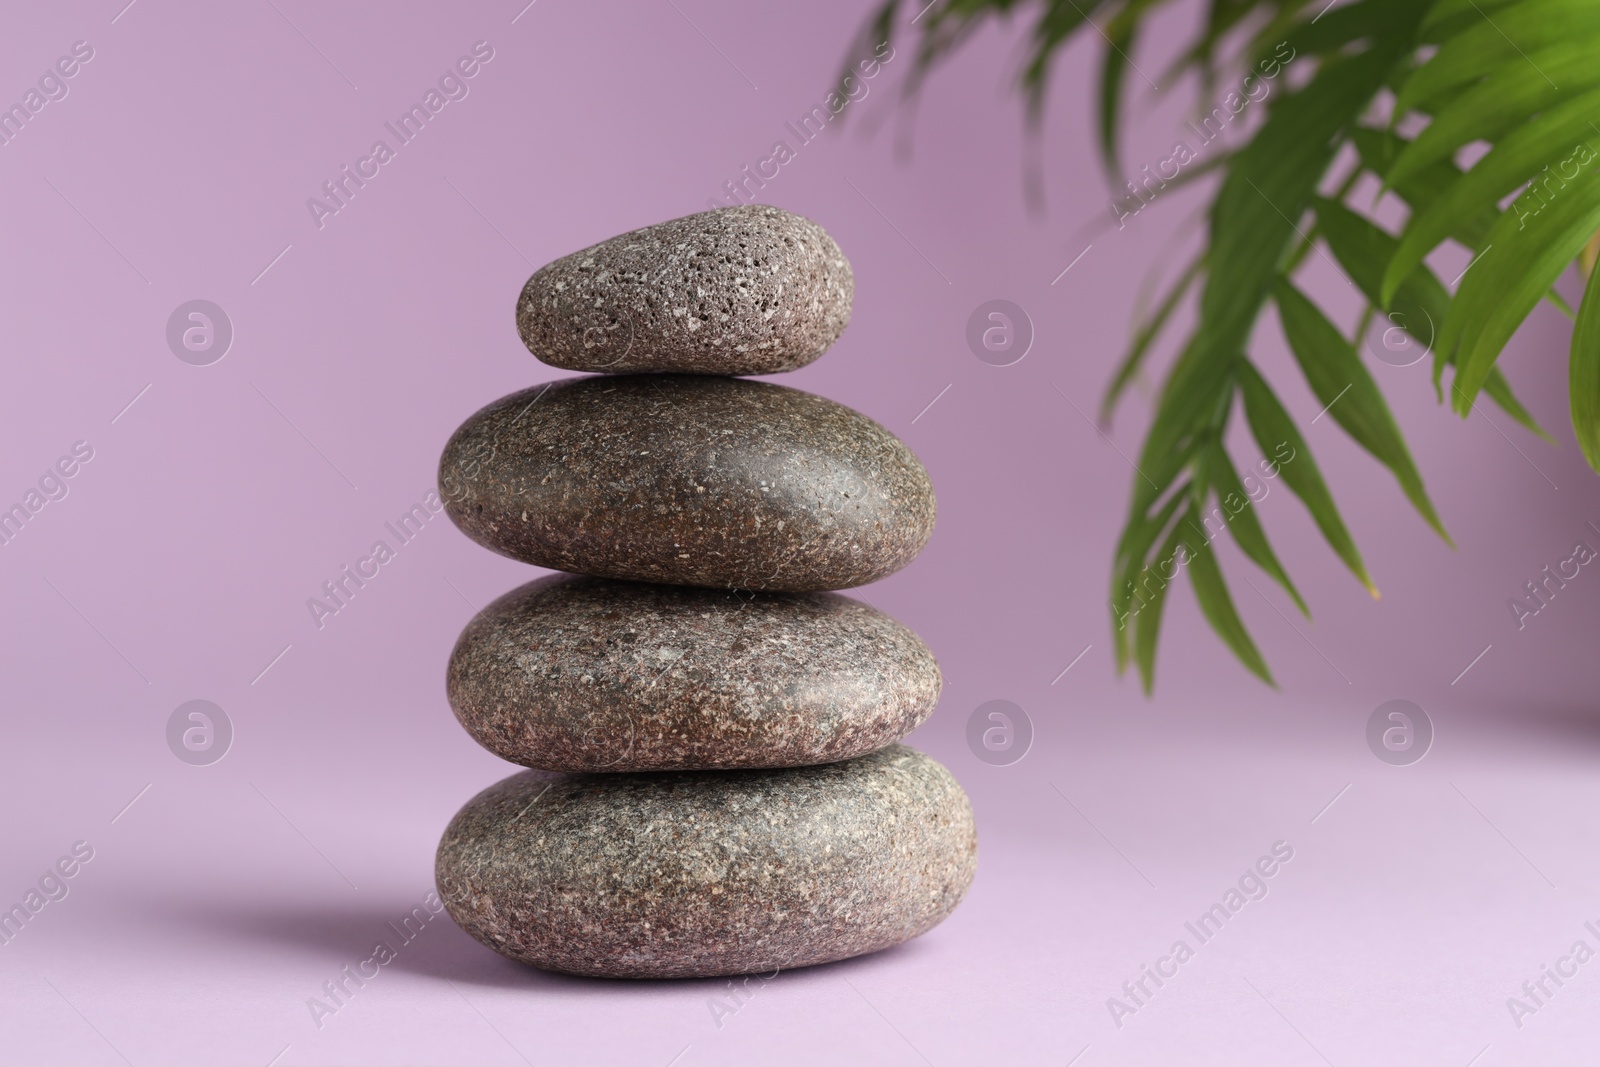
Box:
(842, 0), (1593, 689)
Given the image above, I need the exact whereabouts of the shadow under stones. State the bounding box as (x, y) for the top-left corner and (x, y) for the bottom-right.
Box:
(142, 894), (937, 993)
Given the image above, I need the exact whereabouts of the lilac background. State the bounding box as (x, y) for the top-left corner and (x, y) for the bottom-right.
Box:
(3, 1), (1599, 1064)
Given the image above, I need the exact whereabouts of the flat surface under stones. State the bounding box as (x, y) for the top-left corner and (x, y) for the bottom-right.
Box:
(438, 374), (936, 591)
(447, 574), (941, 772)
(515, 205), (853, 376)
(435, 745), (978, 979)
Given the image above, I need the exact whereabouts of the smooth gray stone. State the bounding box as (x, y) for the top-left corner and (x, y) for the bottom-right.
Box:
(447, 574), (941, 772)
(516, 205), (852, 376)
(437, 374), (936, 592)
(435, 745), (977, 979)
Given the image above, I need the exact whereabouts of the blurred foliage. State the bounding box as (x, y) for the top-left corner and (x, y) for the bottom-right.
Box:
(844, 0), (1600, 689)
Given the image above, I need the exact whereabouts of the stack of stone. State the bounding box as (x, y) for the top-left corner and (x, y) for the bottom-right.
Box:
(433, 205), (976, 979)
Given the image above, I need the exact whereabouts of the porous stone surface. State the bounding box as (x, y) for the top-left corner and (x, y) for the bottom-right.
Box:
(447, 574), (941, 772)
(516, 205), (853, 376)
(435, 745), (977, 978)
(438, 374), (935, 591)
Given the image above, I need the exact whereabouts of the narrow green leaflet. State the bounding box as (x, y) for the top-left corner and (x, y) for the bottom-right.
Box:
(1387, 42), (1600, 190)
(835, 1), (897, 99)
(1482, 368), (1553, 441)
(1237, 359), (1378, 596)
(1097, 28), (1134, 179)
(1203, 443), (1308, 615)
(1155, 0), (1263, 98)
(1398, 0), (1600, 114)
(1284, 0), (1404, 57)
(1181, 504), (1276, 686)
(1017, 0), (1114, 113)
(1547, 288), (1576, 319)
(1445, 167), (1600, 412)
(1124, 334), (1222, 530)
(1312, 195), (1550, 438)
(1241, 0), (1318, 69)
(1102, 254), (1204, 421)
(1134, 518), (1189, 693)
(1384, 88), (1600, 301)
(1112, 486), (1188, 671)
(1422, 0), (1520, 35)
(1273, 279), (1450, 542)
(1571, 259), (1600, 468)
(1097, 0), (1167, 178)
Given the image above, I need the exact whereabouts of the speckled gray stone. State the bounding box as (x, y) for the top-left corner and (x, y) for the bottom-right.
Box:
(447, 574), (941, 773)
(435, 745), (976, 978)
(516, 205), (853, 376)
(438, 374), (935, 591)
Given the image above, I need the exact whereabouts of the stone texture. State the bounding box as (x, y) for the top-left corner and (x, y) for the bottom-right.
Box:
(447, 574), (941, 773)
(435, 745), (977, 978)
(516, 205), (853, 376)
(438, 374), (935, 591)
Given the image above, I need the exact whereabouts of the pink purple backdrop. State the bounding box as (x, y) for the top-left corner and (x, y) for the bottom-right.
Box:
(3, 1), (1599, 1064)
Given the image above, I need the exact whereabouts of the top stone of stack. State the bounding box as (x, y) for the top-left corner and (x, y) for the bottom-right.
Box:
(515, 205), (853, 376)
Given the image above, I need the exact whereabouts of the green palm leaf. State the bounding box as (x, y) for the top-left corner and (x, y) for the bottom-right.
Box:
(1273, 279), (1450, 542)
(1237, 359), (1378, 597)
(1443, 170), (1600, 412)
(1571, 260), (1600, 467)
(1388, 42), (1600, 191)
(1181, 502), (1276, 686)
(1202, 443), (1308, 615)
(1385, 90), (1600, 301)
(845, 0), (1595, 690)
(1134, 517), (1188, 693)
(1112, 486), (1189, 672)
(1398, 0), (1600, 113)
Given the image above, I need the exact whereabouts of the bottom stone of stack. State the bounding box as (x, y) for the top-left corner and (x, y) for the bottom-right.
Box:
(435, 745), (977, 979)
